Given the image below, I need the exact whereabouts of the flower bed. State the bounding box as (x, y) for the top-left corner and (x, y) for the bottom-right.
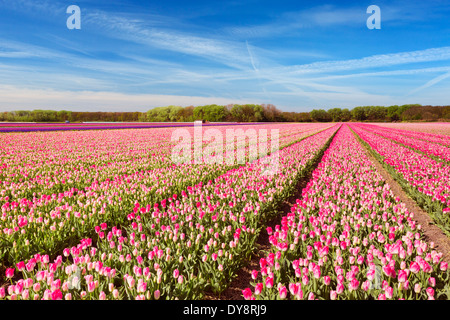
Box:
(243, 124), (450, 300)
(0, 125), (339, 299)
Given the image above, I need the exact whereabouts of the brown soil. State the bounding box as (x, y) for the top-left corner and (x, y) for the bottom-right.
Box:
(203, 223), (274, 300)
(358, 137), (450, 265)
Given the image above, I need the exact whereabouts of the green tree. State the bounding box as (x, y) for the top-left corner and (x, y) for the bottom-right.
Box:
(386, 105), (400, 121)
(194, 105), (226, 122)
(341, 109), (351, 122)
(310, 109), (332, 122)
(230, 104), (244, 122)
(351, 107), (366, 121)
(177, 106), (195, 122)
(261, 104), (282, 122)
(146, 106), (181, 122)
(327, 108), (343, 122)
(31, 110), (58, 122)
(57, 110), (72, 122)
(253, 105), (265, 121)
(364, 106), (386, 121)
(241, 104), (257, 122)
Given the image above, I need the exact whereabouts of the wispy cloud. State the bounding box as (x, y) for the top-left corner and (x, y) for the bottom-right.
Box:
(0, 0), (64, 16)
(0, 39), (65, 60)
(225, 2), (435, 39)
(273, 47), (450, 75)
(407, 71), (450, 96)
(224, 5), (364, 39)
(84, 11), (253, 70)
(0, 85), (254, 111)
(0, 1), (449, 111)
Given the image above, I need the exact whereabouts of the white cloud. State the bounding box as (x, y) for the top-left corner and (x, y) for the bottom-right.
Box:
(0, 85), (253, 111)
(84, 11), (253, 70)
(272, 47), (450, 75)
(407, 72), (450, 96)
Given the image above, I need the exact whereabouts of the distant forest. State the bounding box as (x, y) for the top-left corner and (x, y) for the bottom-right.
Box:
(1, 104), (449, 123)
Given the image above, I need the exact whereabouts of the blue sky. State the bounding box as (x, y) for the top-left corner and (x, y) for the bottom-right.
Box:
(0, 0), (450, 112)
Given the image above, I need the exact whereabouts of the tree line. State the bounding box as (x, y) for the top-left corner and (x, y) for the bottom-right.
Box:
(1, 104), (449, 123)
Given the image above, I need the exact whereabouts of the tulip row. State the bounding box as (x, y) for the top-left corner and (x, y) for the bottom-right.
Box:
(242, 124), (450, 300)
(0, 123), (328, 199)
(375, 122), (450, 140)
(357, 124), (450, 162)
(350, 124), (450, 236)
(0, 124), (339, 299)
(0, 124), (332, 265)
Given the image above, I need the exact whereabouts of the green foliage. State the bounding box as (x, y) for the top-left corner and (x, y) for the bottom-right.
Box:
(310, 109), (332, 122)
(194, 105), (226, 122)
(147, 106), (183, 122)
(341, 108), (351, 122)
(0, 103), (448, 123)
(327, 108), (343, 122)
(351, 107), (366, 121)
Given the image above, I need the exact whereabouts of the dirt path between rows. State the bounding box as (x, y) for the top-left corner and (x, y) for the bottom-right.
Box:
(357, 133), (450, 265)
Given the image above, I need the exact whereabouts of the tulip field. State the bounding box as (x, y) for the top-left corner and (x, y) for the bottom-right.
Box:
(0, 121), (449, 300)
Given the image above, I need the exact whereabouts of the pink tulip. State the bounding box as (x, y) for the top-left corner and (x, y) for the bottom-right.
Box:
(32, 282), (41, 292)
(404, 280), (410, 290)
(126, 276), (135, 288)
(137, 281), (147, 293)
(312, 266), (321, 279)
(51, 289), (63, 300)
(330, 290), (337, 300)
(265, 276), (274, 289)
(336, 283), (344, 295)
(288, 283), (299, 296)
(349, 278), (359, 291)
(385, 287), (393, 299)
(414, 283), (421, 293)
(410, 262), (420, 274)
(398, 269), (408, 283)
(254, 283), (263, 295)
(5, 268), (14, 279)
(16, 261), (25, 271)
(422, 262), (433, 273)
(278, 286), (287, 299)
(382, 265), (396, 278)
(362, 280), (371, 291)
